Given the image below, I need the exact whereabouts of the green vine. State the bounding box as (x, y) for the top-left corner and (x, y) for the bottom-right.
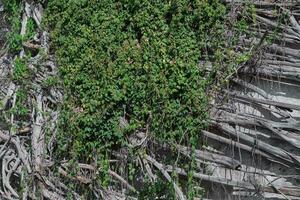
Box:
(45, 0), (255, 197)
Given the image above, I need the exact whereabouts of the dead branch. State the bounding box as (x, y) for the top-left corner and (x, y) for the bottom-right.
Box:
(108, 170), (137, 193)
(145, 154), (186, 200)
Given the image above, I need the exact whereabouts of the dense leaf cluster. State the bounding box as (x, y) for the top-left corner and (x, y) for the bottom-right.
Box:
(3, 0), (23, 53)
(46, 0), (243, 161)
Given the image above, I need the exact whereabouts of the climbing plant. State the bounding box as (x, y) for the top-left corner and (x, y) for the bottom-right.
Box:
(45, 0), (254, 197)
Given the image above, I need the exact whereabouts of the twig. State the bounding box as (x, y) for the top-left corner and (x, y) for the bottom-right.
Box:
(145, 154), (186, 200)
(108, 170), (137, 193)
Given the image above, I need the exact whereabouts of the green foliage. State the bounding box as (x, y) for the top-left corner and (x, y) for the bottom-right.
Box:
(13, 57), (30, 82)
(3, 0), (22, 53)
(99, 155), (111, 188)
(139, 176), (176, 199)
(45, 0), (254, 197)
(42, 76), (59, 88)
(47, 0), (236, 161)
(8, 33), (23, 53)
(4, 1), (38, 54)
(10, 89), (29, 120)
(24, 18), (37, 41)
